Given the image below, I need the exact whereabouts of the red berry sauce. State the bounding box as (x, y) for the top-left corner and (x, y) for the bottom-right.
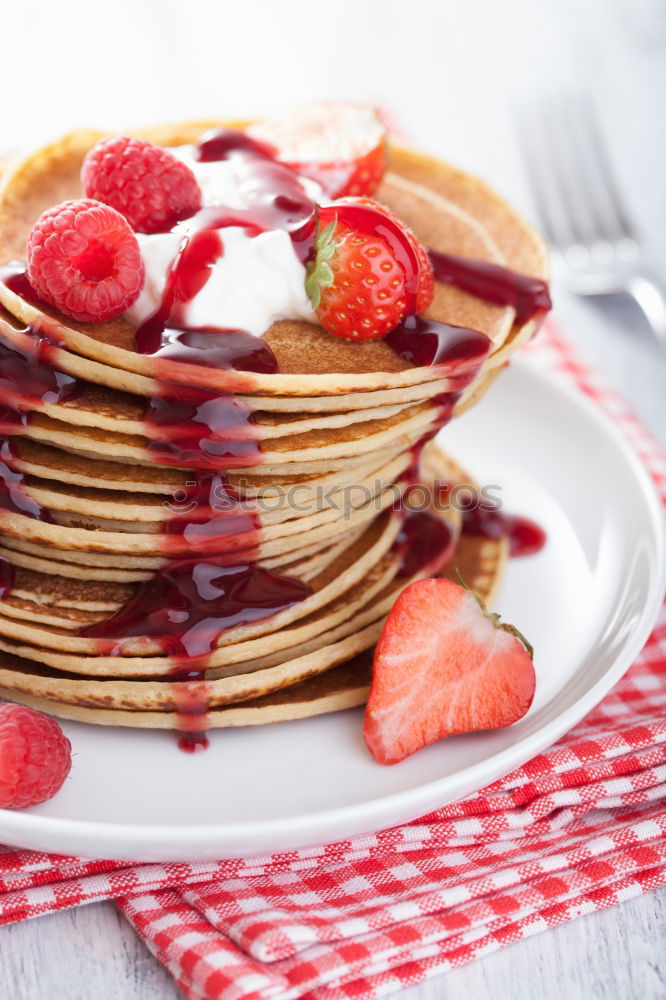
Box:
(72, 133), (322, 745)
(79, 558), (310, 750)
(0, 555), (13, 599)
(462, 505), (546, 557)
(437, 483), (546, 558)
(428, 249), (552, 327)
(386, 313), (491, 371)
(0, 439), (52, 522)
(142, 386), (263, 471)
(0, 302), (84, 527)
(161, 472), (260, 559)
(1, 262), (49, 309)
(394, 510), (455, 578)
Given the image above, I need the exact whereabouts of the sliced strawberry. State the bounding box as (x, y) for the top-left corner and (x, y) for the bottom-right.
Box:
(247, 103), (387, 198)
(364, 578), (535, 765)
(305, 198), (433, 342)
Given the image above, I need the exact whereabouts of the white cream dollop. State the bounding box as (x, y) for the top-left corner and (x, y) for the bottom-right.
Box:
(125, 146), (318, 333)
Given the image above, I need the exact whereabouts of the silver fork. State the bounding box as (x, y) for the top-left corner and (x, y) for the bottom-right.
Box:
(515, 94), (666, 345)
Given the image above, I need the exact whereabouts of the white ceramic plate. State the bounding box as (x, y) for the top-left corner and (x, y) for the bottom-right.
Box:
(1, 358), (664, 862)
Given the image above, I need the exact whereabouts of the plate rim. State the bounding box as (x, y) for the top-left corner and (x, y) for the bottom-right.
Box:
(1, 356), (664, 858)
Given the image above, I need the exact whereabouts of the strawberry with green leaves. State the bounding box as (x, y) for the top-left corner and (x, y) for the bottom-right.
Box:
(364, 578), (536, 765)
(305, 198), (434, 342)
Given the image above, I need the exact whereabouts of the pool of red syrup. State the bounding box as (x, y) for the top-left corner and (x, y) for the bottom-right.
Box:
(436, 483), (547, 559)
(462, 505), (547, 557)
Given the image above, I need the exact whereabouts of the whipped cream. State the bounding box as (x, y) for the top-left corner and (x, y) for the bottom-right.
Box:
(126, 146), (319, 334)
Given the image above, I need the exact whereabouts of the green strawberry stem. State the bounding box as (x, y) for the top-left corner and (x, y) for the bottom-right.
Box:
(305, 217), (338, 310)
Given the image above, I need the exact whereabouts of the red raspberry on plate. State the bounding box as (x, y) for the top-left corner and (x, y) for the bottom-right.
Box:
(26, 199), (145, 323)
(248, 102), (387, 199)
(305, 198), (434, 341)
(81, 136), (202, 234)
(0, 703), (72, 809)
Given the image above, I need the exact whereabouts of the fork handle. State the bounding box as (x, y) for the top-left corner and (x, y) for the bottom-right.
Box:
(627, 274), (666, 345)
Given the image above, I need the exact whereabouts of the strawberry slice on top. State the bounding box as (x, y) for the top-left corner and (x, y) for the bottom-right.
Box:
(247, 102), (387, 199)
(305, 198), (434, 342)
(364, 578), (536, 765)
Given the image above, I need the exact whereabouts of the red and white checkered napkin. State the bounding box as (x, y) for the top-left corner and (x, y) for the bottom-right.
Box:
(1, 325), (666, 1000)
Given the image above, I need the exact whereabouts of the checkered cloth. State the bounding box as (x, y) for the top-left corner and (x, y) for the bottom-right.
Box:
(1, 324), (665, 1000)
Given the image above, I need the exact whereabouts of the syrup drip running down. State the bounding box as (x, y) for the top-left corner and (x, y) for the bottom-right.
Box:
(0, 322), (83, 422)
(80, 560), (311, 753)
(0, 307), (84, 529)
(390, 446), (456, 579)
(161, 472), (260, 559)
(0, 439), (52, 522)
(385, 249), (551, 572)
(394, 510), (455, 578)
(428, 249), (552, 326)
(143, 386), (262, 471)
(0, 327), (74, 524)
(0, 555), (14, 599)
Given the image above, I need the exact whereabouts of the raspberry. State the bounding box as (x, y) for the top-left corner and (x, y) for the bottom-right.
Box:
(82, 136), (202, 234)
(26, 199), (145, 323)
(0, 703), (72, 809)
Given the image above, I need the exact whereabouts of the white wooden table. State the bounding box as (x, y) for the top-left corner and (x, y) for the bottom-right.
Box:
(1, 0), (665, 996)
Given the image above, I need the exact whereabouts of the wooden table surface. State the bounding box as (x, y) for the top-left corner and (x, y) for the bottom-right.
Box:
(2, 0), (665, 996)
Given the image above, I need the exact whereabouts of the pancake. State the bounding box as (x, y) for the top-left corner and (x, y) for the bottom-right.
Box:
(2, 399), (438, 466)
(0, 508), (403, 651)
(0, 502), (506, 729)
(0, 127), (539, 397)
(0, 116), (547, 740)
(14, 451), (407, 525)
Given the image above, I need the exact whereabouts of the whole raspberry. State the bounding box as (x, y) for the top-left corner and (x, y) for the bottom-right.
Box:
(26, 199), (145, 323)
(81, 136), (202, 234)
(0, 703), (72, 809)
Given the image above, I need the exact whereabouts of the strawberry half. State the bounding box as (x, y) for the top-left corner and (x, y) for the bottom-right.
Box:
(247, 103), (387, 199)
(305, 198), (434, 342)
(364, 578), (535, 765)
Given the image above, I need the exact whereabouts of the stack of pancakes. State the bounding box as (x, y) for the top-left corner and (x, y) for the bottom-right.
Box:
(0, 123), (548, 735)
